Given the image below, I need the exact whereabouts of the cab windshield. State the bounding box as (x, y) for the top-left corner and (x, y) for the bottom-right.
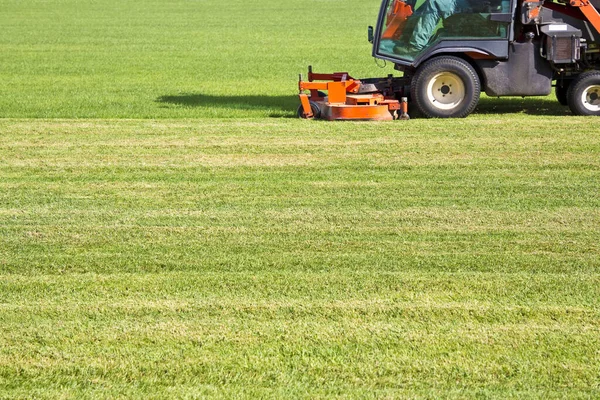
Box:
(377, 0), (511, 61)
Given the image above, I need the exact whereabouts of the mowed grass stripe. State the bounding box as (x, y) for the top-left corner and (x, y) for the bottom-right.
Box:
(1, 271), (599, 307)
(1, 118), (599, 397)
(1, 119), (599, 276)
(0, 273), (599, 397)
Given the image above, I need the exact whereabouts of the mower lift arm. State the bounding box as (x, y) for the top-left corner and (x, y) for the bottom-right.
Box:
(568, 0), (600, 34)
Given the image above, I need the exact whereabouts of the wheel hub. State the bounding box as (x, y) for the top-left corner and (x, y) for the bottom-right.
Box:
(426, 72), (466, 111)
(582, 85), (600, 112)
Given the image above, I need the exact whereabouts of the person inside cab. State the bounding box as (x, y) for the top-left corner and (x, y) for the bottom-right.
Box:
(393, 0), (496, 55)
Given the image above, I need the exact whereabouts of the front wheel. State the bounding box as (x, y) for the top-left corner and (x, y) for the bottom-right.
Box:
(410, 56), (480, 118)
(567, 72), (600, 116)
(297, 101), (321, 119)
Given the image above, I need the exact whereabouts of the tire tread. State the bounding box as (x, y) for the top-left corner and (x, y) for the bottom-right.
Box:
(567, 71), (600, 116)
(410, 56), (480, 118)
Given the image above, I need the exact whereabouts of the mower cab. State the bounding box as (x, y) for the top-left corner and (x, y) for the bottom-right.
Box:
(368, 0), (600, 118)
(373, 0), (514, 67)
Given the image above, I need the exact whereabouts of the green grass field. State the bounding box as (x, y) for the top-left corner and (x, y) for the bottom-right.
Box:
(1, 0), (599, 398)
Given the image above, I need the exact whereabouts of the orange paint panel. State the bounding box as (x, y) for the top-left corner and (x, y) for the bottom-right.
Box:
(346, 94), (384, 106)
(327, 82), (348, 104)
(298, 94), (313, 118)
(299, 82), (329, 91)
(321, 104), (395, 121)
(529, 7), (540, 19)
(574, 1), (600, 34)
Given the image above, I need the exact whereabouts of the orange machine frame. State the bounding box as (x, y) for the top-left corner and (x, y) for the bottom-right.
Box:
(569, 0), (600, 33)
(298, 67), (407, 121)
(527, 0), (600, 33)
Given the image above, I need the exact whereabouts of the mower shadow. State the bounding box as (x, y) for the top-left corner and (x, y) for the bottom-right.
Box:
(156, 93), (298, 117)
(476, 96), (571, 116)
(156, 93), (571, 118)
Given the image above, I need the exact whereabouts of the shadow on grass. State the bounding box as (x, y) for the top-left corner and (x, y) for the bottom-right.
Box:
(157, 92), (571, 118)
(476, 96), (571, 116)
(156, 93), (298, 117)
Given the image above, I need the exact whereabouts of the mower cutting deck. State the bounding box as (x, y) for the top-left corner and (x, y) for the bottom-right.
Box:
(297, 66), (409, 121)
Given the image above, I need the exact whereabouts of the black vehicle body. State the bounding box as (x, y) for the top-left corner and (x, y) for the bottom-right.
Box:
(369, 0), (600, 117)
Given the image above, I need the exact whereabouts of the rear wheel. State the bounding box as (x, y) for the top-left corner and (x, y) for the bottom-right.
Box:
(567, 72), (600, 116)
(555, 80), (571, 106)
(410, 56), (480, 118)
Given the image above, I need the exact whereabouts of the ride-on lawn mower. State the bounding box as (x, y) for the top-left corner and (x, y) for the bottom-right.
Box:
(298, 0), (600, 119)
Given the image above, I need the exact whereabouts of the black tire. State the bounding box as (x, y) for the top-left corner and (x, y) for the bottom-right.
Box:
(297, 101), (321, 119)
(567, 71), (600, 116)
(410, 56), (480, 118)
(555, 81), (571, 106)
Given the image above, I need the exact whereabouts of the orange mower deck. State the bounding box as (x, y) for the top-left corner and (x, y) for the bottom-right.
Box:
(298, 67), (409, 121)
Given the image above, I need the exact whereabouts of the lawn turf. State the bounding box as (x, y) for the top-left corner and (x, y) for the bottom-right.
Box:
(0, 0), (387, 119)
(1, 118), (599, 398)
(1, 0), (600, 398)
